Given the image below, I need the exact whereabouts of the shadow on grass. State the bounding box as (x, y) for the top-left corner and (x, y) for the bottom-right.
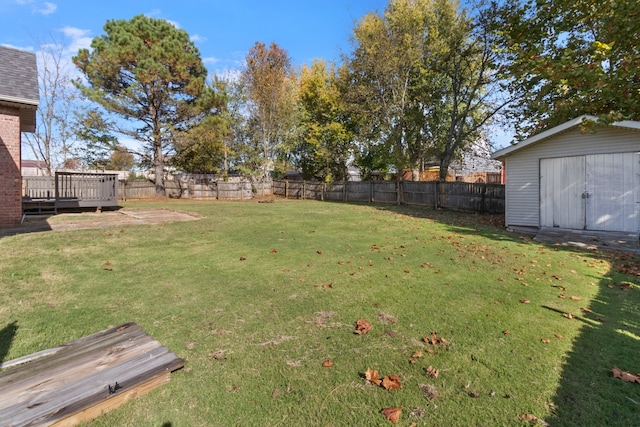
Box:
(544, 262), (640, 426)
(0, 321), (18, 365)
(372, 203), (640, 425)
(0, 217), (53, 239)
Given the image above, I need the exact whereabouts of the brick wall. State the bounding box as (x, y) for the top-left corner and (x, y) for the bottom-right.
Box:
(0, 105), (22, 227)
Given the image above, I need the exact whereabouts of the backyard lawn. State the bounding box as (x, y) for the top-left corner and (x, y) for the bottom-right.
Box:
(1, 199), (638, 426)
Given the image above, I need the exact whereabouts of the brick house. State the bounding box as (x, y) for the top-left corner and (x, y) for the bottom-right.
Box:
(0, 46), (39, 227)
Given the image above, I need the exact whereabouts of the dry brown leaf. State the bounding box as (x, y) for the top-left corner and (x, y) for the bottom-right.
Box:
(425, 365), (439, 378)
(423, 332), (447, 345)
(558, 294), (567, 299)
(541, 338), (550, 344)
(612, 367), (640, 383)
(103, 260), (111, 265)
(520, 299), (530, 304)
(317, 250), (323, 255)
(412, 350), (423, 358)
(382, 375), (402, 390)
(239, 256), (247, 261)
(381, 406), (402, 424)
(503, 330), (510, 335)
(570, 296), (582, 301)
(582, 307), (593, 313)
(270, 249), (278, 253)
(554, 334), (563, 339)
(562, 313), (574, 319)
(365, 368), (382, 386)
(322, 359), (334, 367)
(355, 319), (372, 334)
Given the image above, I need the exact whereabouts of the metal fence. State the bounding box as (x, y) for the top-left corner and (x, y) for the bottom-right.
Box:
(274, 179), (505, 214)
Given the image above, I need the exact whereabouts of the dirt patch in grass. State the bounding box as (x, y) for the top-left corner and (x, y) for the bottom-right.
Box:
(0, 209), (201, 237)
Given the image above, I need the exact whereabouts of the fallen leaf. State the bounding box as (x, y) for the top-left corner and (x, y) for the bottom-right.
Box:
(498, 277), (505, 282)
(520, 299), (530, 304)
(554, 334), (563, 339)
(381, 406), (402, 423)
(317, 250), (323, 255)
(404, 269), (411, 273)
(570, 296), (582, 301)
(562, 313), (574, 319)
(239, 257), (247, 261)
(468, 389), (480, 398)
(541, 338), (550, 344)
(355, 319), (372, 335)
(365, 368), (382, 386)
(103, 260), (111, 265)
(423, 332), (447, 345)
(559, 294), (567, 299)
(382, 375), (402, 390)
(322, 283), (333, 289)
(612, 367), (640, 383)
(425, 365), (439, 378)
(270, 249), (278, 253)
(103, 267), (113, 271)
(581, 307), (593, 313)
(322, 359), (334, 367)
(503, 330), (510, 335)
(412, 350), (423, 358)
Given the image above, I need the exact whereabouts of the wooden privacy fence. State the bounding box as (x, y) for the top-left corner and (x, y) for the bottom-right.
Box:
(119, 178), (272, 200)
(274, 180), (505, 214)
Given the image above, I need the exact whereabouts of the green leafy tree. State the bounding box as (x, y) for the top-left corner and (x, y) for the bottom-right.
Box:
(241, 42), (298, 179)
(343, 0), (435, 180)
(294, 60), (354, 181)
(172, 78), (232, 174)
(108, 145), (135, 171)
(73, 14), (208, 195)
(497, 0), (640, 138)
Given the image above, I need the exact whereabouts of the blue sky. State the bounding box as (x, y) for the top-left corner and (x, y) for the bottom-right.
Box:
(0, 0), (512, 148)
(0, 0), (389, 73)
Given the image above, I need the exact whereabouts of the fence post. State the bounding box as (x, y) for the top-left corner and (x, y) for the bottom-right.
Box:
(322, 182), (325, 201)
(369, 181), (373, 203)
(302, 180), (306, 200)
(435, 181), (439, 210)
(343, 181), (347, 202)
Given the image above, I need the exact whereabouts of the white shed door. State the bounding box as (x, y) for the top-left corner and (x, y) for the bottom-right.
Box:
(540, 153), (639, 232)
(540, 156), (585, 229)
(586, 152), (639, 232)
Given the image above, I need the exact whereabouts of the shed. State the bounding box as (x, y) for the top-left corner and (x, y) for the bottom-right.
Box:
(0, 45), (39, 227)
(491, 116), (639, 234)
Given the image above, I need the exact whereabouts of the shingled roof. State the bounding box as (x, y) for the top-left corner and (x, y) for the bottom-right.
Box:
(0, 45), (39, 132)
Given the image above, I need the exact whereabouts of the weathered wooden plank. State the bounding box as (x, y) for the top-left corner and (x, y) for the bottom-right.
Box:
(0, 323), (183, 427)
(0, 337), (162, 411)
(1, 350), (182, 426)
(0, 324), (152, 396)
(50, 372), (171, 427)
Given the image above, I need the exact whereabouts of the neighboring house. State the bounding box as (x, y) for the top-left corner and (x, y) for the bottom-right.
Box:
(491, 116), (639, 234)
(21, 159), (48, 176)
(0, 46), (39, 227)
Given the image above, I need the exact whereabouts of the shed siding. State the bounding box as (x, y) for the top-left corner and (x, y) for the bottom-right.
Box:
(504, 126), (640, 228)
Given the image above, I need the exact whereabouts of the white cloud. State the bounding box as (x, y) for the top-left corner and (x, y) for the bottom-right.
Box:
(191, 34), (206, 43)
(1, 43), (35, 52)
(58, 26), (92, 55)
(202, 57), (219, 65)
(35, 1), (56, 15)
(165, 19), (181, 29)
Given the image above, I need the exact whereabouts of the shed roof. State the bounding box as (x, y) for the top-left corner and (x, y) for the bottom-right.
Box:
(491, 115), (640, 160)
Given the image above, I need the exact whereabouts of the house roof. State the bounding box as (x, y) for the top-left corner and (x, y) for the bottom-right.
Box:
(0, 45), (39, 132)
(491, 115), (640, 160)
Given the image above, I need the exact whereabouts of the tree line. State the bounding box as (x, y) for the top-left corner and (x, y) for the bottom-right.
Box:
(28, 0), (640, 196)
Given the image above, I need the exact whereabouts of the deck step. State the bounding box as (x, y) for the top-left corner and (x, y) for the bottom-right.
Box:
(22, 199), (56, 215)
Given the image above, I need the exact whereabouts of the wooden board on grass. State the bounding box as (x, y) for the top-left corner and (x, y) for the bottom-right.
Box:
(0, 322), (184, 426)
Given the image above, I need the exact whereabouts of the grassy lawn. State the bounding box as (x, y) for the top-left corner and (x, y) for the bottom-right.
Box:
(1, 199), (638, 426)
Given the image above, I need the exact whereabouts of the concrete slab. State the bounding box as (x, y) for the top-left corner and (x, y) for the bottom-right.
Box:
(533, 227), (640, 255)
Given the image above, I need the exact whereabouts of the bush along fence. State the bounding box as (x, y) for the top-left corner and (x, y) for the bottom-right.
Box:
(273, 179), (505, 214)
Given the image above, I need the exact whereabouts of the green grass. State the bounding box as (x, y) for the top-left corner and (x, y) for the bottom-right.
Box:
(1, 199), (638, 426)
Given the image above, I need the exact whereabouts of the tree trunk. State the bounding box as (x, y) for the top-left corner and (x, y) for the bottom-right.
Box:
(154, 141), (165, 196)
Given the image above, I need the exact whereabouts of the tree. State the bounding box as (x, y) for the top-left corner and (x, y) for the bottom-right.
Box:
(343, 0), (435, 180)
(24, 35), (79, 175)
(294, 59), (354, 181)
(241, 41), (297, 179)
(73, 14), (208, 195)
(343, 0), (510, 180)
(497, 0), (640, 138)
(428, 0), (510, 180)
(108, 145), (135, 171)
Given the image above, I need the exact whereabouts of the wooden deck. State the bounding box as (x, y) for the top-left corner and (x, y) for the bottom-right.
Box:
(0, 323), (184, 426)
